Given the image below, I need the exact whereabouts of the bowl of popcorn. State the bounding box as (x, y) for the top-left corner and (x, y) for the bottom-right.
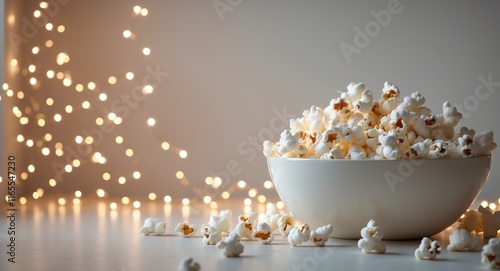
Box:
(264, 82), (496, 240)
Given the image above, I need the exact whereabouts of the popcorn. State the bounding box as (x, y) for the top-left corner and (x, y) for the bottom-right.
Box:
(201, 224), (221, 245)
(278, 214), (295, 236)
(458, 210), (483, 233)
(252, 222), (274, 244)
(175, 221), (197, 238)
(262, 81), (496, 160)
(357, 219), (386, 254)
(288, 223), (311, 247)
(216, 232), (244, 257)
(140, 217), (167, 236)
(264, 204), (281, 233)
(414, 237), (441, 260)
(310, 224), (333, 247)
(208, 210), (233, 234)
(176, 257), (200, 271)
(479, 206), (500, 238)
(447, 228), (482, 252)
(233, 220), (254, 240)
(482, 238), (500, 269)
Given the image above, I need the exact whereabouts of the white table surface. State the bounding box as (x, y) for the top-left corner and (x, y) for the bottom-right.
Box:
(0, 197), (489, 271)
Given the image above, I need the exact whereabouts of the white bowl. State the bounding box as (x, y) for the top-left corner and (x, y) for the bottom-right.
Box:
(267, 156), (491, 240)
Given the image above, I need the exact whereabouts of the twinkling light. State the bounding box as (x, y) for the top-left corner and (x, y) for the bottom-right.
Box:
(237, 180), (246, 189)
(147, 117), (155, 126)
(248, 188), (257, 198)
(179, 150), (188, 159)
(16, 135), (24, 142)
(20, 197), (27, 205)
(110, 202), (118, 210)
(75, 84), (84, 92)
(143, 85), (153, 94)
(123, 30), (132, 38)
(65, 105), (73, 113)
(182, 198), (190, 206)
(133, 171), (141, 179)
(126, 72), (134, 80)
(203, 196), (212, 204)
(221, 191), (230, 199)
(45, 40), (53, 47)
(490, 203), (497, 211)
(108, 76), (117, 84)
(33, 10), (41, 18)
(82, 101), (90, 109)
(96, 189), (106, 198)
(46, 23), (53, 31)
(29, 77), (37, 85)
(161, 141), (170, 150)
(164, 195), (172, 203)
(58, 198), (66, 206)
(49, 179), (57, 187)
(103, 172), (111, 181)
(133, 201), (141, 208)
(46, 98), (54, 106)
(213, 177), (222, 188)
(276, 201), (285, 210)
(54, 114), (62, 122)
(125, 149), (134, 157)
(133, 5), (141, 14)
(57, 25), (65, 33)
(41, 147), (50, 156)
(264, 180), (274, 189)
(28, 165), (35, 173)
(32, 46), (40, 54)
(481, 201), (489, 208)
(142, 47), (151, 55)
(210, 202), (218, 209)
(244, 198), (252, 206)
(141, 8), (148, 16)
(148, 193), (157, 200)
(257, 195), (266, 203)
(115, 136), (124, 144)
(75, 191), (82, 198)
(47, 70), (55, 78)
(39, 2), (48, 9)
(118, 177), (126, 184)
(122, 197), (130, 204)
(87, 82), (96, 90)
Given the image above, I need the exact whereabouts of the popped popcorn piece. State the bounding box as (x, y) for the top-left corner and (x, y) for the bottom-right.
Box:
(278, 214), (295, 236)
(140, 217), (166, 236)
(278, 130), (300, 156)
(217, 232), (244, 257)
(428, 139), (448, 159)
(473, 130), (497, 156)
(175, 221), (197, 238)
(208, 210), (233, 234)
(482, 238), (500, 269)
(252, 222), (274, 244)
(264, 204), (281, 233)
(458, 210), (483, 233)
(176, 257), (200, 271)
(378, 131), (403, 159)
(357, 219), (386, 254)
(201, 224), (221, 245)
(353, 90), (374, 113)
(447, 228), (482, 252)
(346, 82), (366, 102)
(310, 224), (333, 247)
(479, 206), (500, 238)
(414, 237), (441, 260)
(288, 223), (311, 247)
(233, 221), (254, 240)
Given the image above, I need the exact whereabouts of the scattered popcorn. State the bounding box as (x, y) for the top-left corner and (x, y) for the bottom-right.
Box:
(447, 228), (482, 252)
(201, 224), (221, 245)
(139, 217), (166, 236)
(174, 221), (197, 238)
(357, 219), (386, 254)
(482, 238), (500, 269)
(278, 214), (296, 236)
(288, 223), (311, 247)
(458, 210), (483, 233)
(252, 222), (274, 244)
(217, 232), (245, 257)
(310, 224), (333, 247)
(176, 257), (200, 271)
(264, 203), (282, 233)
(479, 206), (500, 238)
(414, 237), (441, 260)
(262, 82), (496, 160)
(208, 210), (233, 234)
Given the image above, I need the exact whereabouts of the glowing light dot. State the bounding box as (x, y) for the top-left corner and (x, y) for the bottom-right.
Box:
(82, 101), (90, 109)
(213, 177), (222, 188)
(37, 188), (44, 197)
(149, 193), (157, 200)
(248, 188), (257, 198)
(26, 139), (34, 147)
(133, 201), (141, 209)
(113, 117), (122, 125)
(73, 198), (81, 205)
(161, 141), (170, 150)
(490, 203), (497, 210)
(20, 197), (27, 205)
(30, 77), (37, 85)
(125, 149), (134, 157)
(276, 201), (285, 210)
(39, 2), (48, 8)
(143, 85), (153, 94)
(17, 135), (24, 142)
(28, 165), (35, 173)
(72, 159), (80, 167)
(133, 171), (141, 179)
(45, 133), (52, 141)
(87, 82), (96, 90)
(46, 98), (54, 106)
(115, 136), (123, 144)
(49, 179), (57, 187)
(45, 40), (53, 47)
(75, 191), (82, 198)
(55, 149), (64, 156)
(108, 76), (117, 84)
(17, 91), (24, 99)
(118, 177), (126, 184)
(63, 77), (72, 87)
(179, 150), (188, 159)
(133, 5), (141, 14)
(164, 195), (172, 203)
(2, 83), (8, 90)
(65, 165), (73, 173)
(54, 113), (62, 122)
(56, 72), (64, 79)
(222, 191), (230, 199)
(142, 47), (151, 55)
(122, 197), (130, 204)
(96, 189), (106, 198)
(205, 177), (213, 185)
(110, 202), (118, 210)
(57, 25), (65, 33)
(33, 192), (40, 199)
(46, 70), (55, 79)
(147, 117), (155, 126)
(32, 47), (40, 54)
(203, 196), (212, 204)
(34, 10), (41, 17)
(244, 198), (252, 206)
(103, 172), (111, 181)
(126, 72), (134, 80)
(75, 84), (84, 92)
(123, 30), (131, 38)
(176, 171), (184, 179)
(481, 201), (489, 208)
(28, 65), (36, 73)
(95, 117), (104, 125)
(210, 201), (218, 209)
(108, 112), (116, 120)
(264, 180), (274, 189)
(141, 8), (148, 16)
(42, 147), (50, 156)
(10, 59), (18, 66)
(182, 198), (190, 206)
(257, 195), (267, 203)
(58, 198), (66, 206)
(237, 180), (247, 189)
(46, 23), (53, 31)
(65, 105), (73, 113)
(6, 89), (14, 97)
(56, 52), (70, 65)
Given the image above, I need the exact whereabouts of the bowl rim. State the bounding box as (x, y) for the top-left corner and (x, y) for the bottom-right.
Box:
(267, 155), (492, 162)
